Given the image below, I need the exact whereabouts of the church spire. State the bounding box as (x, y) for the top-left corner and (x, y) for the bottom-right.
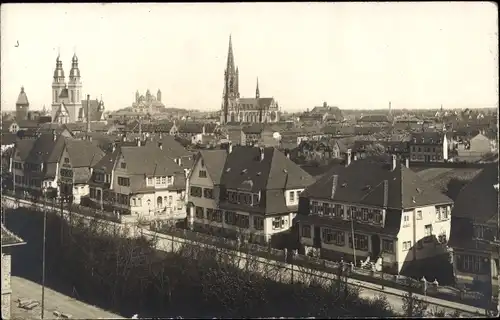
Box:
(256, 77), (260, 99)
(226, 34), (235, 73)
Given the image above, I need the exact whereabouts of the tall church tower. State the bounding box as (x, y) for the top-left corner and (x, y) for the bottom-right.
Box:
(67, 53), (82, 122)
(16, 86), (30, 121)
(221, 35), (240, 124)
(51, 55), (66, 120)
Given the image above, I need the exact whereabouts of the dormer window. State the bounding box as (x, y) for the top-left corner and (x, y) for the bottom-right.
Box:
(121, 162), (126, 169)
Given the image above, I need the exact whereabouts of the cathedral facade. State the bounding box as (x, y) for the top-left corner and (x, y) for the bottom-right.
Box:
(51, 54), (104, 124)
(132, 89), (165, 114)
(220, 36), (280, 124)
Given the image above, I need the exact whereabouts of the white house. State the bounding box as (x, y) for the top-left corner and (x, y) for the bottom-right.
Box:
(296, 152), (454, 274)
(187, 145), (316, 244)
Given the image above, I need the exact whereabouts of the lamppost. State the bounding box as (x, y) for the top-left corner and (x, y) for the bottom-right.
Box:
(41, 187), (48, 319)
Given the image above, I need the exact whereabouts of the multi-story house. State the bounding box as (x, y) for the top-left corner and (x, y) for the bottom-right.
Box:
(449, 163), (499, 298)
(296, 151), (454, 274)
(10, 131), (68, 195)
(187, 145), (316, 244)
(241, 124), (279, 147)
(1, 224), (26, 320)
(88, 143), (187, 219)
(177, 122), (217, 142)
(58, 139), (105, 204)
(409, 132), (449, 163)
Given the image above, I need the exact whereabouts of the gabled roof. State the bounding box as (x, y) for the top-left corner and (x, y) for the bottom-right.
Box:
(1, 133), (17, 146)
(410, 132), (444, 145)
(451, 163), (498, 223)
(80, 99), (104, 121)
(301, 156), (453, 210)
(220, 146), (314, 193)
(198, 149), (228, 184)
(144, 134), (191, 158)
(120, 144), (184, 176)
(65, 138), (105, 168)
(14, 138), (36, 160)
(93, 147), (120, 173)
(178, 122), (205, 134)
(358, 115), (390, 123)
(25, 133), (66, 165)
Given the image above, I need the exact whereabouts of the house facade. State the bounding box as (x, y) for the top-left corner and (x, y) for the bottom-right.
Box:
(409, 132), (448, 163)
(58, 139), (105, 204)
(187, 145), (315, 244)
(88, 143), (187, 220)
(449, 164), (499, 298)
(296, 152), (454, 274)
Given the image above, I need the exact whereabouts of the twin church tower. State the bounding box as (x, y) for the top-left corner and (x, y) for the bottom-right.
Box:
(51, 53), (104, 123)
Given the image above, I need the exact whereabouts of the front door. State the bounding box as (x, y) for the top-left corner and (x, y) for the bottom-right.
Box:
(425, 155), (431, 162)
(371, 234), (381, 258)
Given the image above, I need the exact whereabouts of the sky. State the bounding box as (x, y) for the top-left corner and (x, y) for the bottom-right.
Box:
(1, 2), (498, 112)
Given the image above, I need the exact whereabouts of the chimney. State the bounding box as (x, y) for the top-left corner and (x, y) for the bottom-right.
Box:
(158, 142), (163, 150)
(259, 147), (265, 161)
(405, 157), (409, 168)
(353, 154), (357, 161)
(52, 129), (57, 141)
(112, 143), (116, 152)
(178, 157), (182, 167)
(346, 149), (352, 166)
(391, 154), (397, 171)
(159, 132), (163, 139)
(136, 137), (141, 147)
(228, 142), (233, 154)
(86, 94), (91, 134)
(122, 135), (126, 142)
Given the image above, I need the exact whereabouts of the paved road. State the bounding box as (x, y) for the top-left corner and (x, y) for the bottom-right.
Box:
(10, 276), (124, 319)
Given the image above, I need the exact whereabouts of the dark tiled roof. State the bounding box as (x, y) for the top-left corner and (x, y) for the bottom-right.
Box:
(144, 135), (191, 158)
(242, 123), (266, 134)
(221, 146), (315, 193)
(358, 115), (390, 123)
(198, 149), (228, 184)
(410, 132), (444, 145)
(301, 156), (453, 210)
(258, 97), (275, 109)
(93, 148), (120, 173)
(25, 133), (66, 165)
(451, 163), (498, 223)
(178, 122), (204, 134)
(14, 139), (36, 161)
(65, 139), (105, 168)
(120, 144), (183, 176)
(321, 125), (355, 135)
(16, 120), (38, 129)
(1, 133), (17, 145)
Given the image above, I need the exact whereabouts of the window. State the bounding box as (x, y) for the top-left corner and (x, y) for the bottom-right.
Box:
(235, 214), (250, 228)
(120, 162), (126, 169)
(416, 210), (422, 220)
(442, 207), (449, 220)
(195, 206), (204, 219)
(402, 241), (412, 251)
(289, 191), (295, 202)
(207, 209), (223, 223)
(190, 186), (202, 197)
(202, 188), (213, 199)
(424, 224), (433, 242)
(157, 196), (163, 207)
(155, 177), (161, 184)
(349, 234), (368, 251)
(253, 216), (264, 230)
(272, 217), (286, 230)
(64, 157), (70, 164)
(403, 214), (410, 227)
(199, 170), (207, 178)
(382, 239), (394, 253)
(301, 225), (311, 238)
(225, 211), (236, 225)
(161, 176), (167, 185)
(457, 254), (486, 274)
(168, 196), (173, 204)
(167, 176), (173, 185)
(117, 177), (130, 186)
(147, 177), (154, 186)
(322, 228), (345, 246)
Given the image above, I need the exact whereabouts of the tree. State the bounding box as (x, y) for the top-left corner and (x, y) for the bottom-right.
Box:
(402, 281), (429, 317)
(364, 143), (386, 157)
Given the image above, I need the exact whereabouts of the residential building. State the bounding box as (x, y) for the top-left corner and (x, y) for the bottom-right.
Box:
(187, 145), (315, 244)
(296, 139), (347, 163)
(10, 131), (68, 195)
(241, 124), (279, 147)
(88, 143), (187, 219)
(58, 139), (105, 204)
(1, 224), (26, 320)
(296, 152), (454, 274)
(176, 122), (217, 141)
(409, 132), (448, 163)
(300, 102), (344, 124)
(449, 164), (499, 298)
(1, 121), (19, 134)
(220, 36), (280, 124)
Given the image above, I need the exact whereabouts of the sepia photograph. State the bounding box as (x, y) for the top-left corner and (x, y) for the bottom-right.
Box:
(0, 2), (498, 319)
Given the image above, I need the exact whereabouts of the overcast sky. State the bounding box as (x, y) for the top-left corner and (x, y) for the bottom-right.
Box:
(1, 2), (498, 112)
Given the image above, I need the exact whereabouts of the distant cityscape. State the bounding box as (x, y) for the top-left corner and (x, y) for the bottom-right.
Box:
(1, 34), (499, 319)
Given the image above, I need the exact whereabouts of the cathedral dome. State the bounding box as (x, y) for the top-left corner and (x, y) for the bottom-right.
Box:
(53, 55), (65, 78)
(72, 54), (78, 63)
(70, 66), (80, 78)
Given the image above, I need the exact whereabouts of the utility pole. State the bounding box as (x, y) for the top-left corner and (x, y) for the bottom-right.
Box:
(41, 189), (48, 319)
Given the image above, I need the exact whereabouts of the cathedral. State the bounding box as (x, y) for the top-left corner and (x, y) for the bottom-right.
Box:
(51, 54), (104, 124)
(132, 89), (165, 114)
(220, 36), (281, 124)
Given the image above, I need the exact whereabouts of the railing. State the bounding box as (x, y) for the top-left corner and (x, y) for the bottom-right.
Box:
(3, 189), (496, 312)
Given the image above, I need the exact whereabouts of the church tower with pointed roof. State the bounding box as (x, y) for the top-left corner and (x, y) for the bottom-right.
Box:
(16, 86), (30, 121)
(66, 53), (83, 123)
(51, 54), (66, 121)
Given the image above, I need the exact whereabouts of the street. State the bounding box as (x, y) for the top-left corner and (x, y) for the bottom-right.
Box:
(10, 276), (124, 319)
